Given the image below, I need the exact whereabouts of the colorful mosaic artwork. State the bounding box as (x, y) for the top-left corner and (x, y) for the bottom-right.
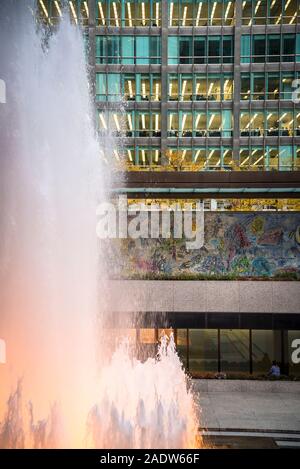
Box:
(109, 212), (300, 280)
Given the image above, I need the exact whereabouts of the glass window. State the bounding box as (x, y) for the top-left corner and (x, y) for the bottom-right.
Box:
(222, 110), (232, 137)
(194, 112), (206, 137)
(253, 73), (265, 100)
(124, 74), (136, 101)
(250, 147), (265, 170)
(268, 35), (281, 62)
(241, 73), (250, 100)
(179, 36), (192, 64)
(283, 0), (298, 25)
(109, 0), (121, 27)
(137, 0), (151, 26)
(280, 110), (293, 137)
(283, 34), (296, 62)
(223, 35), (233, 63)
(136, 36), (149, 65)
(266, 111), (279, 136)
(241, 35), (251, 63)
(208, 36), (221, 64)
(169, 0), (179, 26)
(169, 74), (179, 101)
(268, 73), (280, 100)
(194, 148), (207, 170)
(107, 36), (121, 63)
(180, 112), (193, 137)
(223, 148), (233, 170)
(168, 36), (179, 64)
(254, 0), (267, 25)
(296, 111), (300, 136)
(279, 146), (293, 170)
(108, 73), (121, 101)
(195, 0), (208, 26)
(140, 74), (150, 101)
(223, 75), (234, 101)
(266, 147), (279, 171)
(296, 147), (300, 169)
(195, 75), (207, 100)
(253, 35), (266, 63)
(122, 36), (134, 64)
(181, 0), (193, 26)
(240, 148), (251, 169)
(96, 1), (107, 25)
(206, 148), (221, 170)
(124, 0), (134, 26)
(281, 73), (294, 100)
(220, 330), (250, 373)
(240, 112), (251, 136)
(252, 330), (282, 375)
(194, 37), (206, 64)
(152, 74), (161, 101)
(251, 112), (264, 137)
(207, 111), (222, 137)
(96, 36), (106, 64)
(168, 112), (179, 136)
(189, 330), (218, 374)
(96, 73), (106, 101)
(207, 75), (221, 101)
(125, 111), (134, 136)
(137, 112), (151, 136)
(152, 112), (161, 137)
(269, 0), (282, 25)
(224, 0), (234, 26)
(176, 329), (188, 369)
(180, 75), (193, 101)
(242, 0), (252, 25)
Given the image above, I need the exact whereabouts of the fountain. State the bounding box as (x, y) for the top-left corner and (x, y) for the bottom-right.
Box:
(0, 0), (201, 449)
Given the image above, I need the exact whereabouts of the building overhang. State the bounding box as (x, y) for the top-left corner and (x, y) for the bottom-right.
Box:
(112, 171), (300, 198)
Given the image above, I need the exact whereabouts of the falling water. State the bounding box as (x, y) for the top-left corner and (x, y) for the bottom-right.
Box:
(0, 0), (201, 449)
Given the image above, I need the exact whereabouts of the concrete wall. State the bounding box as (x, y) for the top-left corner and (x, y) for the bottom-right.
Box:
(107, 280), (300, 313)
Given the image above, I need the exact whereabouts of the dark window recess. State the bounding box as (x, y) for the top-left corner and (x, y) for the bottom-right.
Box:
(268, 36), (280, 62)
(208, 38), (220, 64)
(179, 38), (191, 64)
(283, 35), (295, 62)
(222, 37), (233, 63)
(194, 39), (205, 64)
(253, 36), (265, 63)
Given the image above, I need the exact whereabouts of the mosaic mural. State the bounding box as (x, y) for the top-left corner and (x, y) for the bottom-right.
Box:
(109, 212), (300, 280)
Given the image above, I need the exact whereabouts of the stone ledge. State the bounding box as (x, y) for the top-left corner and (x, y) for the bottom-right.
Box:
(192, 379), (300, 393)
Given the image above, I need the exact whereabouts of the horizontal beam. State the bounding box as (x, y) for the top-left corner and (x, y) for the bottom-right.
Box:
(119, 171), (300, 188)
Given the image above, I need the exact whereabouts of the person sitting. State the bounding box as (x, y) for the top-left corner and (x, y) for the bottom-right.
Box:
(268, 360), (280, 377)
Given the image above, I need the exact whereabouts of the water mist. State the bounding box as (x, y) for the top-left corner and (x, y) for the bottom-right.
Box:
(0, 0), (201, 449)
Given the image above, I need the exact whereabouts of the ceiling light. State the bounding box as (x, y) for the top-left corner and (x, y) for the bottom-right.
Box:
(98, 2), (105, 25)
(99, 114), (107, 129)
(69, 1), (78, 24)
(196, 2), (202, 26)
(112, 2), (119, 27)
(169, 2), (174, 26)
(127, 113), (133, 130)
(113, 114), (120, 131)
(127, 3), (133, 27)
(224, 1), (232, 21)
(84, 1), (89, 17)
(54, 1), (62, 16)
(127, 149), (133, 162)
